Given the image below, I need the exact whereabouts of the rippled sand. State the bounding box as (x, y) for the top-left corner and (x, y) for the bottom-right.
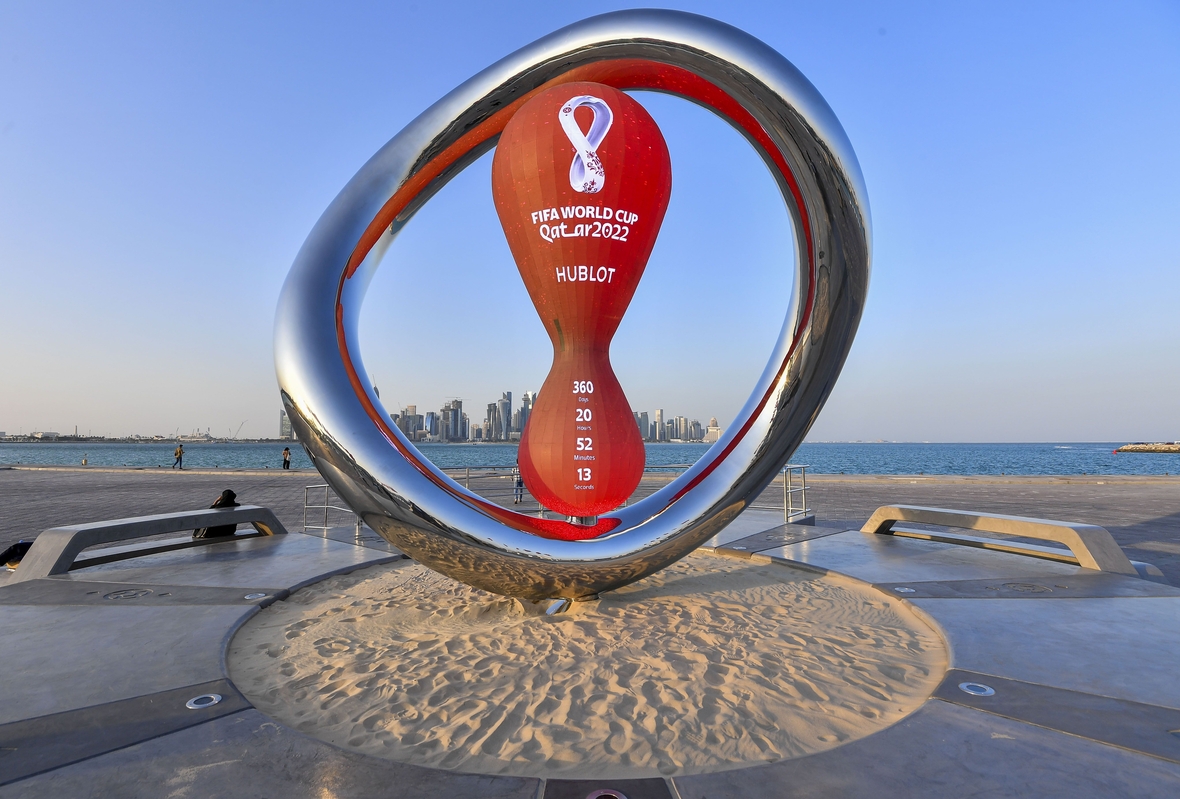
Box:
(228, 553), (946, 778)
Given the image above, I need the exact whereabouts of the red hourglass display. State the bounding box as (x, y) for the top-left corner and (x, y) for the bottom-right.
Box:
(492, 82), (672, 519)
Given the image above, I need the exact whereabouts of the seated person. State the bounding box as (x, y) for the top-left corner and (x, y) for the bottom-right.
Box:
(193, 489), (240, 538)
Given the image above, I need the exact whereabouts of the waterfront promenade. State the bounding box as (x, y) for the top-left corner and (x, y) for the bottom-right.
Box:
(3, 466), (1178, 584)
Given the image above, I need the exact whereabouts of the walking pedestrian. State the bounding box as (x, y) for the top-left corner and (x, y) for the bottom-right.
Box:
(282, 447), (291, 470)
(173, 444), (184, 470)
(513, 462), (524, 504)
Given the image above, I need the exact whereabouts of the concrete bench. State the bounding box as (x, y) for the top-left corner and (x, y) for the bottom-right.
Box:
(861, 504), (1139, 576)
(9, 505), (288, 583)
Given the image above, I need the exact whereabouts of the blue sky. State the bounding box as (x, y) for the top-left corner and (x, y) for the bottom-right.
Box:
(1, 1), (1176, 441)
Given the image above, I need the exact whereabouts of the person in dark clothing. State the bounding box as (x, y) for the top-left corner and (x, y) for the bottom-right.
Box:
(513, 463), (524, 504)
(173, 444), (184, 469)
(193, 489), (240, 538)
(1, 540), (33, 569)
(282, 447), (291, 470)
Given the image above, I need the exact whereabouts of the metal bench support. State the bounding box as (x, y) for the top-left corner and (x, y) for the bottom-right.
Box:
(861, 504), (1138, 576)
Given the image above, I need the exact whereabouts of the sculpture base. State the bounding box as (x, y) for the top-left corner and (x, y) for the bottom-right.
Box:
(227, 553), (945, 778)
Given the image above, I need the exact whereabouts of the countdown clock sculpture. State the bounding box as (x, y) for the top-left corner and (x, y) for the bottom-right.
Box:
(275, 10), (871, 600)
(493, 82), (671, 525)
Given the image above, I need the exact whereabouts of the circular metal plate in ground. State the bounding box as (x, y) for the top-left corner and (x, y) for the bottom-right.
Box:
(185, 694), (223, 710)
(1002, 583), (1052, 593)
(103, 588), (152, 600)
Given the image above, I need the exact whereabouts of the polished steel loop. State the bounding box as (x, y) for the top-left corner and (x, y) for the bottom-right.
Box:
(274, 10), (871, 599)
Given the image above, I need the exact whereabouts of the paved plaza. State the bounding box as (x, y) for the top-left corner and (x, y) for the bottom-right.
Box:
(3, 466), (1177, 584)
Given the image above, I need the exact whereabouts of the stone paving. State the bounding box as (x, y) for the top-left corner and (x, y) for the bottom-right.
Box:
(2, 467), (1177, 584)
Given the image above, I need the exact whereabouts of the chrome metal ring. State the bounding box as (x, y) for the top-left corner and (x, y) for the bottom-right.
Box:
(186, 693), (223, 710)
(275, 9), (871, 599)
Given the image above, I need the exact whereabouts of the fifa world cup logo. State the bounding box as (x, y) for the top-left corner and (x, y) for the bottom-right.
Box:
(492, 82), (672, 527)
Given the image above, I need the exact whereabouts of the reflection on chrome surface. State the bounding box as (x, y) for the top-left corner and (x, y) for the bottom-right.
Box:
(274, 10), (871, 599)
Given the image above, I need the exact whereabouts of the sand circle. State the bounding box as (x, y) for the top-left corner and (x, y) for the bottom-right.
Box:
(228, 552), (947, 778)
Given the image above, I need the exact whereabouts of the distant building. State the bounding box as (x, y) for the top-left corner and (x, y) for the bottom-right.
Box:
(498, 393), (513, 437)
(704, 417), (723, 443)
(654, 409), (665, 442)
(397, 405), (424, 439)
(439, 400), (466, 442)
(486, 402), (503, 441)
(279, 410), (294, 440)
(32, 431), (59, 439)
(521, 391), (536, 431)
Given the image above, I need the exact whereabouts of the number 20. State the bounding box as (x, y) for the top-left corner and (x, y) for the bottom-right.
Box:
(575, 408), (592, 421)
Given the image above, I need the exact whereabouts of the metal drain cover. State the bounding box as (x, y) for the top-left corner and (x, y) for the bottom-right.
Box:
(103, 588), (153, 600)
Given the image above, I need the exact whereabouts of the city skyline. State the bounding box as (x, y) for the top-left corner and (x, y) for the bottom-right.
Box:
(385, 389), (722, 445)
(2, 3), (1177, 442)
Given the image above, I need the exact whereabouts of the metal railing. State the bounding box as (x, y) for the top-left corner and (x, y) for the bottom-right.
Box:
(783, 464), (810, 523)
(448, 466), (547, 516)
(305, 464), (811, 523)
(303, 484), (362, 535)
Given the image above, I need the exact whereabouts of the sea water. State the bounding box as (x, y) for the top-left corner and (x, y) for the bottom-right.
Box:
(1, 441), (1177, 476)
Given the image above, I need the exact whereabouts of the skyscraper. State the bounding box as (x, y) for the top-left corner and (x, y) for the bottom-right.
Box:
(638, 411), (650, 441)
(654, 409), (665, 442)
(520, 391), (536, 432)
(439, 399), (465, 442)
(397, 405), (424, 438)
(498, 392), (512, 437)
(279, 410), (294, 440)
(486, 402), (503, 441)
